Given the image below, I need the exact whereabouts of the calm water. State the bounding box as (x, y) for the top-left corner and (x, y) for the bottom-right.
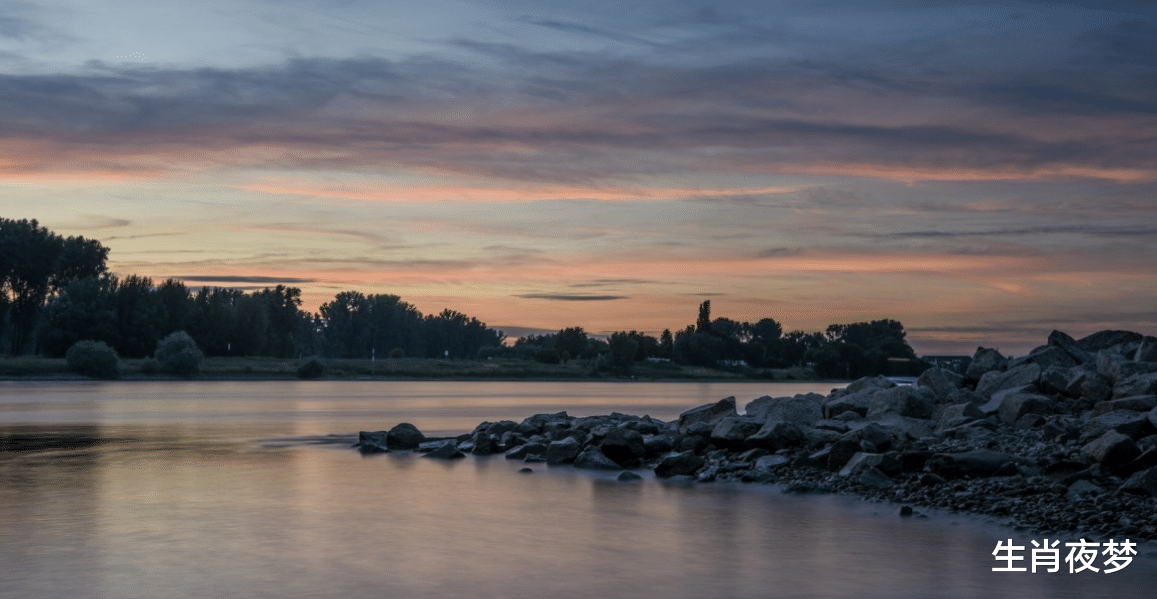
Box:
(1, 380), (1154, 599)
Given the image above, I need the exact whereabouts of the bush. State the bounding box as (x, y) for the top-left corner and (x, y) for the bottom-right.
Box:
(139, 358), (160, 375)
(388, 348), (405, 359)
(65, 340), (120, 379)
(297, 357), (326, 379)
(534, 348), (561, 365)
(155, 331), (204, 376)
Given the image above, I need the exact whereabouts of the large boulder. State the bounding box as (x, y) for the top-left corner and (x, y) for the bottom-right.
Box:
(867, 385), (935, 419)
(1120, 466), (1157, 498)
(423, 442), (465, 460)
(710, 416), (764, 450)
(965, 347), (1006, 380)
(823, 391), (872, 419)
(1113, 373), (1157, 399)
(654, 451), (706, 478)
(975, 363), (1041, 398)
(545, 437), (583, 465)
(1048, 330), (1093, 364)
(386, 423), (426, 449)
(1077, 330), (1144, 353)
(356, 430), (390, 454)
(598, 428), (647, 468)
(744, 420), (805, 451)
(573, 447), (622, 470)
(916, 367), (965, 400)
(1011, 345), (1077, 370)
(995, 393), (1054, 426)
(1081, 430), (1141, 471)
(745, 394), (824, 426)
(1136, 336), (1157, 362)
(845, 375), (896, 394)
(1092, 395), (1157, 415)
(1082, 411), (1156, 441)
(678, 397), (737, 434)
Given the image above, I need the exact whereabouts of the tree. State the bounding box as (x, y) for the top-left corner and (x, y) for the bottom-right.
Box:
(608, 332), (639, 375)
(695, 300), (712, 334)
(36, 275), (119, 358)
(555, 327), (589, 361)
(659, 329), (674, 359)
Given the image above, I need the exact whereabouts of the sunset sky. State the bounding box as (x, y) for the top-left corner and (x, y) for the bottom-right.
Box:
(2, 0), (1155, 355)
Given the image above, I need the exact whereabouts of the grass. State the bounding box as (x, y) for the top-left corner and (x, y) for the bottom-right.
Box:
(0, 355), (822, 381)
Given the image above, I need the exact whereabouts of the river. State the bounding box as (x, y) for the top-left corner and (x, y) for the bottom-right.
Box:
(1, 380), (1153, 598)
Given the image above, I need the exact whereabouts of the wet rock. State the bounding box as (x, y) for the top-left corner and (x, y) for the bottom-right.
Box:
(385, 423), (426, 449)
(1066, 479), (1104, 502)
(976, 364), (1041, 399)
(753, 455), (790, 470)
(356, 431), (390, 453)
(423, 442), (465, 460)
(521, 411), (570, 433)
(827, 438), (861, 472)
(616, 471), (642, 482)
(745, 394), (824, 426)
(574, 447), (622, 470)
(735, 447), (770, 462)
(546, 437), (582, 465)
(471, 432), (500, 455)
(966, 347), (1007, 380)
(896, 505), (914, 516)
(839, 452), (901, 477)
(654, 451), (706, 478)
(505, 442), (547, 460)
(598, 428), (647, 468)
(678, 397), (738, 434)
(643, 433), (676, 458)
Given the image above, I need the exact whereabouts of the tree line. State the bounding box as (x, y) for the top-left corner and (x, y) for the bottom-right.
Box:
(2, 218), (925, 378)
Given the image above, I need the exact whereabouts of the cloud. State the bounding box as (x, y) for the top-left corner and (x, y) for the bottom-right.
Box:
(869, 224), (1157, 239)
(175, 275), (318, 284)
(515, 293), (628, 301)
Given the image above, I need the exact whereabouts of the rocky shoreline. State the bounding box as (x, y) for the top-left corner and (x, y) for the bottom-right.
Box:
(355, 329), (1157, 540)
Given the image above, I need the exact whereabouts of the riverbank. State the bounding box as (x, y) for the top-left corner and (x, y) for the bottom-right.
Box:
(357, 329), (1157, 541)
(0, 355), (821, 382)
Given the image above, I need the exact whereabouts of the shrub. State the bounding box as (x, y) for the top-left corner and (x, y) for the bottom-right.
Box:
(139, 358), (160, 375)
(155, 331), (204, 376)
(297, 357), (326, 380)
(534, 348), (561, 365)
(388, 348), (405, 359)
(65, 340), (121, 379)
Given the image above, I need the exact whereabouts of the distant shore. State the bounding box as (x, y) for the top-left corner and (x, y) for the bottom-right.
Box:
(0, 355), (830, 383)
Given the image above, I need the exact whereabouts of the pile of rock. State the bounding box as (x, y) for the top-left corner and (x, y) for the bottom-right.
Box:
(354, 329), (1157, 539)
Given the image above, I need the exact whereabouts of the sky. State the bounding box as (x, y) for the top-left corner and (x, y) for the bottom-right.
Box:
(1, 0), (1155, 355)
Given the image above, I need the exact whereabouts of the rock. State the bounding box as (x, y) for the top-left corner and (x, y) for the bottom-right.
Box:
(858, 467), (894, 489)
(753, 455), (790, 470)
(1083, 411), (1157, 441)
(896, 505), (914, 516)
(384, 423), (426, 449)
(1094, 395), (1157, 414)
(521, 411), (570, 433)
(505, 442), (547, 460)
(1018, 345), (1078, 370)
(935, 402), (984, 430)
(735, 448), (770, 462)
(598, 428), (647, 467)
(616, 471), (642, 482)
(1066, 479), (1104, 502)
(744, 420), (804, 451)
(423, 442), (465, 460)
(573, 447), (622, 470)
(1117, 447), (1157, 477)
(978, 385), (1034, 416)
(710, 416), (764, 450)
(1120, 466), (1157, 498)
(867, 385), (935, 419)
(1079, 372), (1113, 404)
(1048, 330), (1093, 364)
(1136, 336), (1157, 362)
(845, 375), (896, 393)
(654, 451), (706, 478)
(1114, 373), (1157, 399)
(470, 432), (499, 455)
(1081, 430), (1141, 470)
(827, 438), (861, 472)
(643, 434), (676, 458)
(545, 437), (582, 465)
(839, 452), (900, 477)
(518, 467), (534, 473)
(1077, 330), (1143, 353)
(745, 394), (825, 426)
(1038, 366), (1074, 396)
(823, 392), (872, 419)
(966, 347), (1006, 380)
(926, 450), (1027, 478)
(678, 397), (737, 434)
(996, 393), (1054, 426)
(356, 431), (390, 453)
(976, 363), (1041, 398)
(916, 367), (965, 399)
